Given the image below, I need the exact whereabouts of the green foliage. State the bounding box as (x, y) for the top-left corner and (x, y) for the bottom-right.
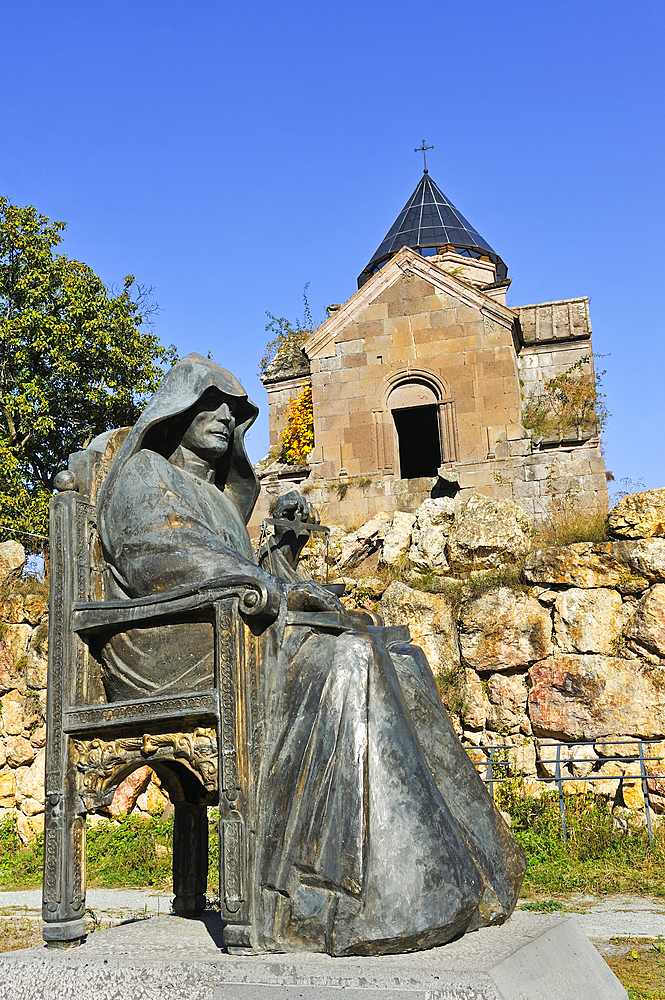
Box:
(84, 814), (174, 888)
(522, 356), (609, 440)
(258, 284), (314, 376)
(0, 197), (177, 535)
(0, 815), (44, 887)
(496, 786), (665, 897)
(0, 810), (221, 893)
(519, 899), (564, 912)
(410, 565), (530, 610)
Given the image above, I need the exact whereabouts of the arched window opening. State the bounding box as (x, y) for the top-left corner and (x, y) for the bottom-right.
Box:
(387, 381), (441, 480)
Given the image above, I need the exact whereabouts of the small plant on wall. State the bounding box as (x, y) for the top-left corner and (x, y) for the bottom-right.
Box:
(522, 356), (609, 440)
(258, 284), (315, 377)
(280, 385), (314, 466)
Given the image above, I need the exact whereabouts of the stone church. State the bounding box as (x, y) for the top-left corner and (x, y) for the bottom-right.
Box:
(253, 170), (608, 527)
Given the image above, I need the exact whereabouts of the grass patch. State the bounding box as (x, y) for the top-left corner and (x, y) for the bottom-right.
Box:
(605, 937), (665, 999)
(435, 664), (467, 718)
(410, 564), (530, 611)
(0, 910), (43, 952)
(532, 503), (609, 548)
(496, 786), (665, 897)
(518, 899), (564, 912)
(0, 811), (221, 894)
(0, 577), (49, 603)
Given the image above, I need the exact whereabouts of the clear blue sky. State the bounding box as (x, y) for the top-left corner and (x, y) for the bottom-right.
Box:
(2, 1), (663, 494)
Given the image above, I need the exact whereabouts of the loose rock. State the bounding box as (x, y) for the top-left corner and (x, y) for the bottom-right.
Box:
(380, 510), (416, 566)
(408, 498), (454, 571)
(339, 512), (392, 569)
(609, 488), (665, 539)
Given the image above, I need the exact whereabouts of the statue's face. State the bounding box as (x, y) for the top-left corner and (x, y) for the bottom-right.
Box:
(180, 389), (236, 459)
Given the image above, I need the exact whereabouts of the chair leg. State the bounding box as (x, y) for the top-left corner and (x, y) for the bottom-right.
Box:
(172, 802), (208, 915)
(42, 773), (87, 946)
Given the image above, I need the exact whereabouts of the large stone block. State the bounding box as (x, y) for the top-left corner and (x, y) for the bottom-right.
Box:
(26, 622), (49, 690)
(447, 494), (532, 572)
(15, 748), (44, 802)
(0, 541), (26, 585)
(553, 587), (623, 654)
(1, 690), (28, 735)
(624, 584), (665, 659)
(524, 539), (665, 589)
(0, 623), (32, 694)
(0, 770), (16, 806)
(0, 909), (628, 999)
(5, 735), (36, 768)
(380, 581), (460, 677)
(15, 810), (44, 844)
(461, 666), (486, 729)
(459, 587), (553, 672)
(486, 673), (529, 734)
(609, 487), (665, 539)
(408, 497), (455, 570)
(529, 653), (665, 739)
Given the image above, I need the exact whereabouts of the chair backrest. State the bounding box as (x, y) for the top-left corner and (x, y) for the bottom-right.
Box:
(51, 428), (130, 704)
(67, 428), (130, 604)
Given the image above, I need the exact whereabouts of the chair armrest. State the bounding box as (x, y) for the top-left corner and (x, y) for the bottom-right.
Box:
(72, 574), (281, 636)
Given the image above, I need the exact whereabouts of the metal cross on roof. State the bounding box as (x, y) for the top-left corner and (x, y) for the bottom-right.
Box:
(414, 140), (434, 173)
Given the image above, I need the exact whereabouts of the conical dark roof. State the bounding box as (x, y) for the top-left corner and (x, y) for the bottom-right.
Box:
(358, 172), (507, 287)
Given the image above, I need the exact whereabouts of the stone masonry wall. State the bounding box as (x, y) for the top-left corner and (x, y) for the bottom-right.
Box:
(3, 489), (663, 842)
(249, 439), (607, 534)
(0, 542), (48, 844)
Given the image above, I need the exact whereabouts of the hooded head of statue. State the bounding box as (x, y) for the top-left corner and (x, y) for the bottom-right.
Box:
(99, 353), (260, 525)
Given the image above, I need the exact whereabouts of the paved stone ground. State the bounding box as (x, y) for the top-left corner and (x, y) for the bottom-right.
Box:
(0, 887), (173, 928)
(0, 903), (628, 1000)
(2, 888), (662, 944)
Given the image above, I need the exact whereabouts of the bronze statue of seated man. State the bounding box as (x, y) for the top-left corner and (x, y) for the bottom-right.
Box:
(96, 352), (526, 956)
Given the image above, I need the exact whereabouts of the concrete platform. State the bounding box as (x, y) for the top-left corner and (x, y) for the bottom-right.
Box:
(0, 910), (626, 1000)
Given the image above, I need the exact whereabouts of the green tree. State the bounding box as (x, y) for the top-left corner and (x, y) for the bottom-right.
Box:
(0, 197), (177, 536)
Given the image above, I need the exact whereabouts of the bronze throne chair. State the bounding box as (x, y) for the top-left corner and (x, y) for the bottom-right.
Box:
(42, 430), (278, 950)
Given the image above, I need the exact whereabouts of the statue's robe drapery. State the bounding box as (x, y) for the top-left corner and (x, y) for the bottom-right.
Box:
(97, 354), (525, 956)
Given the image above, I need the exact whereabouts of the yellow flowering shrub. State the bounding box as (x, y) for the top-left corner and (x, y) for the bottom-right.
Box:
(281, 385), (314, 466)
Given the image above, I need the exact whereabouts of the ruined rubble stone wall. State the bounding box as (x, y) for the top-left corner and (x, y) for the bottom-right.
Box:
(0, 585), (48, 844)
(255, 442), (607, 530)
(377, 528), (665, 816)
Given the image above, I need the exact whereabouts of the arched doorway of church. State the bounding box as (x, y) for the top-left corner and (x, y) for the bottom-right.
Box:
(387, 380), (442, 479)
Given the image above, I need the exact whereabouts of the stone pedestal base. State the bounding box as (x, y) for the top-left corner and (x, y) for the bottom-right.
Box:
(0, 910), (626, 1000)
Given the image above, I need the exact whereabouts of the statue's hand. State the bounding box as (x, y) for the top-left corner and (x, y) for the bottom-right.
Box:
(272, 490), (320, 526)
(286, 580), (345, 613)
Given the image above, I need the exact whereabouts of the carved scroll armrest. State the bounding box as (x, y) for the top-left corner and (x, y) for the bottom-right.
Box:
(72, 574), (281, 636)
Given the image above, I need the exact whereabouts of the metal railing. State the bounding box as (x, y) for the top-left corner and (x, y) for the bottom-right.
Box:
(473, 738), (665, 845)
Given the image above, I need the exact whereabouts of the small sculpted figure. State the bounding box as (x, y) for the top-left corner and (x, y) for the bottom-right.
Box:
(97, 353), (526, 956)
